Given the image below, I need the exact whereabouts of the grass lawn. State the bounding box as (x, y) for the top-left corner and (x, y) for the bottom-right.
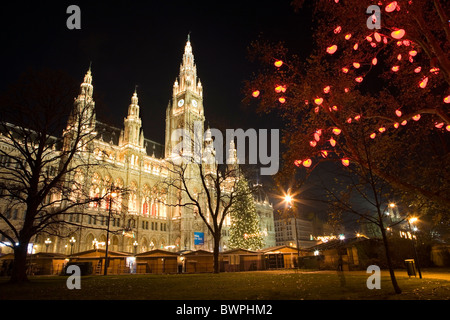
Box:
(1, 269), (449, 300)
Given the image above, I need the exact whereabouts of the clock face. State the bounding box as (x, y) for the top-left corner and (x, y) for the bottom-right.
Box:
(192, 99), (197, 107)
(178, 99), (184, 107)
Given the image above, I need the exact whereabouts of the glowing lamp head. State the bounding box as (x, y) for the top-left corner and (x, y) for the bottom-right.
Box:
(342, 67), (349, 73)
(323, 86), (331, 94)
(394, 122), (400, 128)
(395, 109), (402, 117)
(409, 217), (418, 224)
(391, 65), (400, 72)
(279, 97), (286, 104)
(321, 150), (328, 158)
(274, 60), (284, 68)
(435, 122), (444, 129)
(345, 33), (352, 40)
(391, 29), (405, 40)
(409, 50), (417, 57)
(355, 77), (363, 83)
(389, 203), (396, 208)
(294, 160), (302, 167)
(284, 195), (293, 203)
(412, 114), (421, 121)
(252, 90), (260, 98)
(401, 120), (408, 126)
(353, 62), (361, 69)
(370, 133), (377, 139)
(372, 58), (378, 65)
(310, 140), (317, 147)
(378, 127), (386, 133)
(341, 158), (350, 167)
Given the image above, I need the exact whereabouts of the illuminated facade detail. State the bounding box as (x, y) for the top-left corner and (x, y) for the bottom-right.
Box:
(0, 38), (275, 255)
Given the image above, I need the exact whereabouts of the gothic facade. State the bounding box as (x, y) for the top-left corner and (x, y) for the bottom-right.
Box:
(0, 38), (275, 255)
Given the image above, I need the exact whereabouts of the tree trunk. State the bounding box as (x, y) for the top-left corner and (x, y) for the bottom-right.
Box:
(213, 235), (221, 274)
(10, 242), (30, 283)
(379, 223), (402, 294)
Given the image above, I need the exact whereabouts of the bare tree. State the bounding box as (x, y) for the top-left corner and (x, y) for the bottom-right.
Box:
(322, 128), (403, 294)
(159, 124), (255, 273)
(0, 68), (109, 283)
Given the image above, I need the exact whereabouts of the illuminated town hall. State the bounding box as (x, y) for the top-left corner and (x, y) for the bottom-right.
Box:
(0, 38), (275, 256)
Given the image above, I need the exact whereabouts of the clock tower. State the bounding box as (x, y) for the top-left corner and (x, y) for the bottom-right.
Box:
(165, 35), (205, 159)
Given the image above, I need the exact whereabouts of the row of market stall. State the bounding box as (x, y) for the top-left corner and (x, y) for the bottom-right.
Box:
(0, 237), (374, 276)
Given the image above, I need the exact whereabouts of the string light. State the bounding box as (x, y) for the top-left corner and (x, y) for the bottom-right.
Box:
(385, 1), (398, 12)
(329, 137), (336, 147)
(303, 159), (312, 167)
(327, 45), (338, 54)
(274, 60), (284, 67)
(419, 77), (428, 88)
(391, 29), (406, 39)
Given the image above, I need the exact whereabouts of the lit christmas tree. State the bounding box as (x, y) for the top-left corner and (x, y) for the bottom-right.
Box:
(228, 178), (265, 251)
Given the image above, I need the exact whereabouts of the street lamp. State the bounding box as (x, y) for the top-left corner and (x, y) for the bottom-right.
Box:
(104, 184), (117, 276)
(45, 238), (52, 252)
(408, 217), (422, 279)
(283, 190), (300, 268)
(69, 237), (76, 255)
(133, 240), (139, 255)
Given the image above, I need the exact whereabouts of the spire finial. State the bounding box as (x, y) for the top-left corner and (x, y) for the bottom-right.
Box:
(134, 85), (138, 94)
(88, 61), (92, 72)
(187, 31), (191, 42)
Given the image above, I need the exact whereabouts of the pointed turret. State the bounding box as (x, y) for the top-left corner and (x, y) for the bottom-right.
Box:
(120, 89), (144, 149)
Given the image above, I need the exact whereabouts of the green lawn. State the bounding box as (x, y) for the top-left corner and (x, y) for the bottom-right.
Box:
(1, 269), (449, 300)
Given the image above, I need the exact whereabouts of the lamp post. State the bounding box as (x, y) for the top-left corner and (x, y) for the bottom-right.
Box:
(45, 238), (52, 252)
(69, 237), (76, 255)
(104, 184), (117, 276)
(133, 240), (138, 255)
(284, 191), (300, 268)
(408, 217), (422, 279)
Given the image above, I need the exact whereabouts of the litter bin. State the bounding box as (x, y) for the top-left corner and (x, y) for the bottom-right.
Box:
(404, 259), (416, 277)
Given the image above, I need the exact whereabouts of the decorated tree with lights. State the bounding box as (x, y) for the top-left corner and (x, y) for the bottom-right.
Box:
(228, 178), (264, 251)
(246, 0), (450, 213)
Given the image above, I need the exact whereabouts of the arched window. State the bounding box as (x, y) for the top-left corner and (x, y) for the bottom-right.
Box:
(151, 202), (157, 216)
(142, 200), (149, 217)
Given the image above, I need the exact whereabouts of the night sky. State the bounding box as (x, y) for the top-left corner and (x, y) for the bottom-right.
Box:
(0, 0), (311, 144)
